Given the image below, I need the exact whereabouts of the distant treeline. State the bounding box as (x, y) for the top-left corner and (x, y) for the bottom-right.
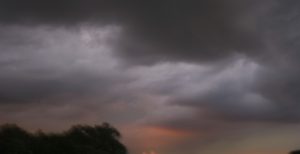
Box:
(0, 123), (127, 154)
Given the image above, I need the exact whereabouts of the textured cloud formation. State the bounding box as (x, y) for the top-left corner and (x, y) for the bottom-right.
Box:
(1, 1), (300, 154)
(0, 0), (275, 64)
(0, 25), (124, 104)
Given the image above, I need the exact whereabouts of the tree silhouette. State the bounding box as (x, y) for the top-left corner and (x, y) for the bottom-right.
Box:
(0, 123), (127, 154)
(290, 150), (300, 154)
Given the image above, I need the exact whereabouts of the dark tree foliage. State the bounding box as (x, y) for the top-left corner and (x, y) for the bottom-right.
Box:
(291, 150), (300, 154)
(0, 123), (127, 154)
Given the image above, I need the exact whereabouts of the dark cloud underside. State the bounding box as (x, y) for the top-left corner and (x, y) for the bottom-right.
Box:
(0, 0), (273, 64)
(0, 0), (300, 121)
(1, 1), (300, 154)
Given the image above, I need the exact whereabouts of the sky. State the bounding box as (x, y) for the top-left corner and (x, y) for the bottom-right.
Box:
(0, 0), (300, 154)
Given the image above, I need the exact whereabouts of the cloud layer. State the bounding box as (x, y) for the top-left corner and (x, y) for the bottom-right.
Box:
(0, 0), (274, 64)
(1, 1), (300, 154)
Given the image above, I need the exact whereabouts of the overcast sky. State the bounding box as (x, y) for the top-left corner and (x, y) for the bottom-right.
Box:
(1, 0), (300, 154)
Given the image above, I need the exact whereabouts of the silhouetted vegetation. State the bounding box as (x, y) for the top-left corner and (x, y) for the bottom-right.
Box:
(290, 150), (300, 154)
(0, 123), (127, 154)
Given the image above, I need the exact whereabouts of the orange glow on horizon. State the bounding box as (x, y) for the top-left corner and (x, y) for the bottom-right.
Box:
(125, 125), (194, 150)
(143, 126), (192, 138)
(142, 150), (159, 154)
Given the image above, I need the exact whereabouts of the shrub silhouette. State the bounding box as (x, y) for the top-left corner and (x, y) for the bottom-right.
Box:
(290, 150), (300, 154)
(0, 123), (127, 154)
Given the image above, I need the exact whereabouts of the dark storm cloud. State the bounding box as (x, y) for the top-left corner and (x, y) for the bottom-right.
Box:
(0, 0), (119, 24)
(2, 1), (300, 153)
(0, 71), (117, 104)
(0, 0), (278, 106)
(0, 0), (275, 64)
(118, 0), (271, 64)
(153, 0), (300, 125)
(254, 0), (300, 122)
(0, 0), (300, 123)
(0, 25), (126, 104)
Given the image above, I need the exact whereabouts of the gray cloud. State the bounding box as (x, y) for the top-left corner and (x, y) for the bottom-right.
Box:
(0, 25), (125, 104)
(0, 0), (277, 64)
(118, 0), (273, 64)
(1, 1), (300, 154)
(0, 0), (299, 130)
